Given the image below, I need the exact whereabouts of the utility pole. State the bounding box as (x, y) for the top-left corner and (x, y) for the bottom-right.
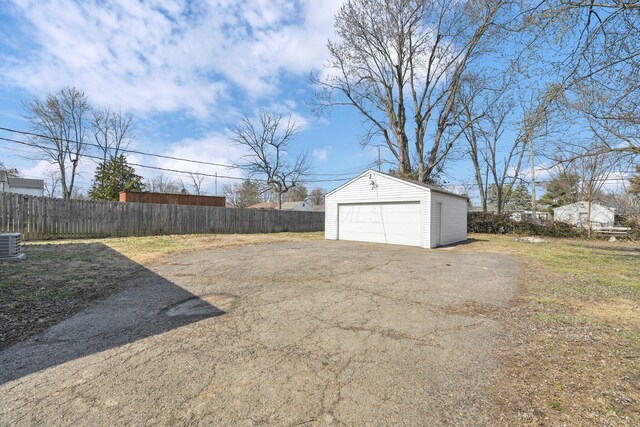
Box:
(215, 173), (218, 196)
(377, 146), (381, 172)
(529, 138), (537, 222)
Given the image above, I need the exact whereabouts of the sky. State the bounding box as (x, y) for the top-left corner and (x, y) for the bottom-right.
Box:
(0, 0), (631, 201)
(0, 0), (383, 196)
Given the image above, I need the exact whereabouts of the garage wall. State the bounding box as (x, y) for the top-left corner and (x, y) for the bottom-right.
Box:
(325, 172), (429, 247)
(430, 192), (468, 247)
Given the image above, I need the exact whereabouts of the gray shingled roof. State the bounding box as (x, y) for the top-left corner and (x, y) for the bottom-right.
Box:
(7, 177), (45, 189)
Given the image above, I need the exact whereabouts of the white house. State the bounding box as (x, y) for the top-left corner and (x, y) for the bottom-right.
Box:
(553, 201), (615, 228)
(325, 170), (468, 248)
(0, 172), (44, 197)
(279, 201), (312, 211)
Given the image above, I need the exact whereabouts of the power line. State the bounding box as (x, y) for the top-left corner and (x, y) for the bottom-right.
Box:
(0, 136), (354, 184)
(0, 126), (238, 169)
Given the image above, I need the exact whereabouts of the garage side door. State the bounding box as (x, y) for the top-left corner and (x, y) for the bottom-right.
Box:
(338, 202), (421, 247)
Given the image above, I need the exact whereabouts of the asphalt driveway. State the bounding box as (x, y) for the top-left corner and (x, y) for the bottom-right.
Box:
(0, 240), (519, 426)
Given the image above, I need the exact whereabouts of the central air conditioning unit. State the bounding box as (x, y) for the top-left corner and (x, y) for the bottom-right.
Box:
(0, 233), (22, 260)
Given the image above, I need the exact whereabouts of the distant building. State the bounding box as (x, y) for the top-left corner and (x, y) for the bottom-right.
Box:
(119, 191), (225, 207)
(0, 171), (44, 196)
(508, 210), (550, 223)
(553, 201), (615, 228)
(279, 201), (312, 211)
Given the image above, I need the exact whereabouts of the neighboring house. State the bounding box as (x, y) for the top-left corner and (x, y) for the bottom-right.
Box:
(553, 201), (615, 228)
(279, 201), (312, 211)
(325, 169), (468, 248)
(0, 171), (44, 196)
(508, 210), (550, 223)
(248, 202), (277, 210)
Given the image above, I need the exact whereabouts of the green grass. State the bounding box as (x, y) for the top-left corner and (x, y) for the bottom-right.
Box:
(469, 234), (640, 299)
(464, 234), (640, 424)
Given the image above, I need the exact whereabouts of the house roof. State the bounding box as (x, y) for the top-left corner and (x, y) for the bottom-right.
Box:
(247, 202), (277, 209)
(554, 201), (615, 212)
(326, 169), (469, 200)
(279, 201), (307, 210)
(7, 177), (45, 189)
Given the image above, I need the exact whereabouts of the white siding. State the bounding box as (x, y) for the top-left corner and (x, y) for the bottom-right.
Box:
(6, 187), (44, 197)
(554, 202), (615, 228)
(430, 192), (468, 247)
(325, 170), (467, 249)
(325, 172), (429, 247)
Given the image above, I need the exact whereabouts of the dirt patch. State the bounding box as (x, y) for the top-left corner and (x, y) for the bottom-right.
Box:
(441, 301), (504, 319)
(0, 243), (143, 350)
(1, 233), (322, 351)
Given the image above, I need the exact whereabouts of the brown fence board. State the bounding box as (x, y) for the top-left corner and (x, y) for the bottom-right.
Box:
(0, 194), (324, 240)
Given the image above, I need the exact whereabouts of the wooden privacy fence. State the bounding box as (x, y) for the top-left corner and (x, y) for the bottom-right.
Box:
(0, 193), (325, 241)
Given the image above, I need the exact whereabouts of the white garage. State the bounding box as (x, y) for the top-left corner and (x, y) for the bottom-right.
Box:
(325, 170), (468, 248)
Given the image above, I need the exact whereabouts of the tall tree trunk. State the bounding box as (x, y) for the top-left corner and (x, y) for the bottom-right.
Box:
(587, 185), (592, 238)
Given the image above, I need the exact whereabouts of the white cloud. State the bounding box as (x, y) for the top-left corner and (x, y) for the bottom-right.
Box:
(128, 132), (247, 194)
(313, 147), (331, 161)
(1, 0), (344, 118)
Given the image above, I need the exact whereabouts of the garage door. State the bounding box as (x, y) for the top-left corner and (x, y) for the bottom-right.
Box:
(338, 202), (421, 246)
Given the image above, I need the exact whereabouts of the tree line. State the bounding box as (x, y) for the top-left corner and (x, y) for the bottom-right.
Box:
(6, 0), (638, 218)
(312, 0), (639, 217)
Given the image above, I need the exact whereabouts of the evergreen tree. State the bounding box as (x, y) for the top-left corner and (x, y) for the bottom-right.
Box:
(505, 184), (531, 211)
(538, 172), (580, 208)
(89, 155), (144, 201)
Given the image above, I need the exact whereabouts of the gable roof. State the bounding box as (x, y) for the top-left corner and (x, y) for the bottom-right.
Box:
(0, 172), (44, 190)
(8, 177), (45, 189)
(554, 201), (615, 212)
(326, 169), (468, 200)
(279, 201), (307, 210)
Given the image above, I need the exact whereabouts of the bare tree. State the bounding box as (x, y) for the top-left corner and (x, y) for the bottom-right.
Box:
(554, 144), (619, 236)
(24, 86), (91, 199)
(144, 174), (184, 194)
(0, 161), (20, 178)
(231, 111), (311, 208)
(43, 169), (61, 198)
(530, 1), (640, 160)
(310, 187), (325, 206)
(283, 185), (308, 202)
(91, 108), (134, 163)
(458, 77), (533, 213)
(222, 183), (239, 208)
(186, 173), (205, 195)
(314, 0), (509, 182)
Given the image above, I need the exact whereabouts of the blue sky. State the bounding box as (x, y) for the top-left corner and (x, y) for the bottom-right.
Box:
(0, 0), (387, 195)
(0, 0), (630, 200)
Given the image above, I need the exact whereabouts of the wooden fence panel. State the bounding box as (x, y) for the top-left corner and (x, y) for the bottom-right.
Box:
(0, 194), (325, 240)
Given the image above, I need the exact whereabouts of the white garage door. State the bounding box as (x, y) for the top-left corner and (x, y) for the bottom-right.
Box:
(338, 202), (421, 246)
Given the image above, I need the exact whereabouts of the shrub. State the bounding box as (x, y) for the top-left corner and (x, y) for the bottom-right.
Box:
(468, 211), (585, 238)
(467, 211), (515, 234)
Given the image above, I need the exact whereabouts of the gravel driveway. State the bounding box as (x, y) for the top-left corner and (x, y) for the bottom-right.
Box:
(0, 240), (518, 426)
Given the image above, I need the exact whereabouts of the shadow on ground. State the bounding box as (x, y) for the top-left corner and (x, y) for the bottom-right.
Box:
(0, 242), (225, 385)
(439, 237), (488, 248)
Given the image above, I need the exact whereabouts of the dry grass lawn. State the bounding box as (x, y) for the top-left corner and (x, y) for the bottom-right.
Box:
(454, 234), (640, 426)
(0, 232), (323, 349)
(1, 231), (638, 425)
